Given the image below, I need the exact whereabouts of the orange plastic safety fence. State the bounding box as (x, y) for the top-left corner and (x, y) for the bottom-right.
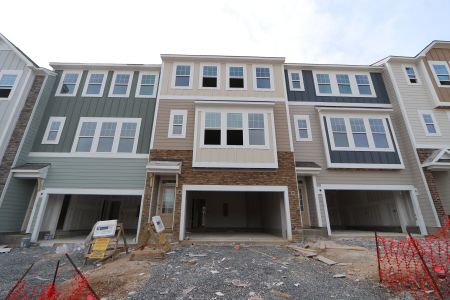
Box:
(376, 219), (449, 300)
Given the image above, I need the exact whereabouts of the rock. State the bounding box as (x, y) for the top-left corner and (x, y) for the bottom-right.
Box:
(271, 289), (292, 298)
(188, 253), (207, 257)
(231, 279), (250, 287)
(211, 270), (219, 274)
(128, 291), (136, 296)
(182, 286), (195, 295)
(215, 291), (225, 296)
(333, 274), (346, 278)
(159, 289), (169, 295)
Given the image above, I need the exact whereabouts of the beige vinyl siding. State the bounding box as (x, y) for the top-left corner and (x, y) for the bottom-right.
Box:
(383, 69), (440, 227)
(160, 61), (285, 99)
(273, 103), (291, 152)
(389, 62), (450, 146)
(194, 110), (276, 165)
(424, 47), (450, 102)
(289, 103), (439, 227)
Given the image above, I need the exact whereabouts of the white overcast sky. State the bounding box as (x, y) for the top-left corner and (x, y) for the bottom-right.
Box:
(1, 0), (449, 68)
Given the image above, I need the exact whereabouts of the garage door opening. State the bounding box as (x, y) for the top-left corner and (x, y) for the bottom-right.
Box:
(325, 190), (418, 234)
(184, 191), (287, 241)
(38, 194), (141, 243)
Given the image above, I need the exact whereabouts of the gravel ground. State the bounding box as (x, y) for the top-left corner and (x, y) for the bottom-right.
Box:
(0, 246), (92, 298)
(131, 245), (392, 300)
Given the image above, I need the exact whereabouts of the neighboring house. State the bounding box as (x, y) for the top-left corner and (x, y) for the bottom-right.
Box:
(0, 33), (55, 224)
(0, 62), (160, 242)
(375, 41), (450, 224)
(143, 55), (301, 242)
(284, 63), (440, 236)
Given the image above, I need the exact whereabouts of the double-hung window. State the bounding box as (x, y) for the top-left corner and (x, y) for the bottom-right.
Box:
(255, 67), (272, 89)
(316, 74), (332, 94)
(0, 71), (20, 99)
(419, 111), (440, 136)
(369, 119), (389, 148)
(355, 75), (372, 95)
(289, 71), (303, 91)
(82, 71), (107, 97)
(430, 63), (450, 86)
(404, 66), (419, 84)
(226, 113), (243, 145)
(248, 113), (265, 145)
(174, 64), (192, 88)
(204, 112), (222, 145)
(350, 118), (369, 148)
(42, 117), (66, 144)
(73, 118), (140, 154)
(168, 110), (187, 138)
(109, 71), (133, 97)
(201, 65), (218, 88)
(56, 71), (82, 96)
(294, 115), (312, 141)
(228, 66), (245, 89)
(336, 74), (352, 94)
(330, 117), (349, 147)
(136, 72), (158, 97)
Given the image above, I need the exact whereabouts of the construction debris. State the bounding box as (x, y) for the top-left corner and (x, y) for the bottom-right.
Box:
(180, 258), (198, 265)
(231, 279), (250, 287)
(215, 291), (225, 296)
(316, 255), (337, 265)
(188, 253), (207, 257)
(271, 289), (292, 298)
(0, 248), (11, 253)
(286, 245), (317, 257)
(333, 274), (346, 278)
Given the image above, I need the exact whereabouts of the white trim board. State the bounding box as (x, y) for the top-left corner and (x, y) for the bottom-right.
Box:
(28, 152), (148, 159)
(288, 102), (392, 108)
(158, 95), (286, 102)
(44, 188), (144, 195)
(179, 185), (292, 241)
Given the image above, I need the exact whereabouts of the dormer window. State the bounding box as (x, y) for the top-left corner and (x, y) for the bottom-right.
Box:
(355, 75), (372, 95)
(316, 74), (332, 94)
(174, 64), (193, 88)
(228, 66), (245, 89)
(56, 70), (82, 96)
(201, 65), (218, 88)
(336, 74), (352, 94)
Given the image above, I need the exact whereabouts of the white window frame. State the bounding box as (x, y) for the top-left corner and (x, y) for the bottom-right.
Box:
(288, 70), (305, 91)
(71, 117), (141, 153)
(293, 115), (312, 141)
(312, 70), (377, 97)
(198, 63), (220, 89)
(168, 109), (188, 138)
(55, 70), (83, 97)
(226, 64), (247, 90)
(42, 116), (66, 144)
(0, 70), (22, 100)
(418, 110), (441, 136)
(172, 63), (194, 89)
(253, 65), (274, 91)
(428, 61), (450, 88)
(81, 70), (108, 97)
(135, 71), (159, 98)
(108, 71), (134, 97)
(402, 64), (421, 85)
(324, 115), (395, 152)
(199, 109), (270, 149)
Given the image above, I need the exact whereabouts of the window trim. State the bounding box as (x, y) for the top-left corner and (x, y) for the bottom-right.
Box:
(55, 70), (83, 97)
(71, 117), (141, 154)
(226, 64), (247, 90)
(312, 70), (377, 97)
(428, 61), (450, 88)
(135, 71), (159, 98)
(42, 116), (66, 144)
(0, 70), (22, 100)
(199, 109), (269, 149)
(324, 115), (395, 152)
(253, 65), (274, 91)
(288, 70), (305, 91)
(198, 63), (220, 90)
(168, 109), (188, 138)
(172, 63), (194, 89)
(418, 110), (441, 136)
(108, 71), (134, 98)
(81, 70), (108, 97)
(402, 64), (421, 85)
(293, 115), (312, 141)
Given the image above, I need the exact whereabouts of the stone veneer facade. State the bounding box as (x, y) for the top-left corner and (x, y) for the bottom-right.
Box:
(0, 75), (45, 196)
(139, 150), (302, 243)
(417, 148), (447, 224)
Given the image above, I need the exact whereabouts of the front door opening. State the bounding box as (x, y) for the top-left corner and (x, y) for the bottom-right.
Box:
(185, 191), (287, 241)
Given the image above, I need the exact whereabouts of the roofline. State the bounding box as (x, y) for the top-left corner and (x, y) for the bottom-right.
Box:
(49, 62), (161, 70)
(285, 62), (384, 71)
(161, 54), (285, 62)
(417, 40), (450, 57)
(0, 32), (39, 68)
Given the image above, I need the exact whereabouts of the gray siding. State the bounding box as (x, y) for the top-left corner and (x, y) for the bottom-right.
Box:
(27, 156), (147, 190)
(323, 116), (402, 165)
(285, 70), (390, 104)
(32, 70), (156, 154)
